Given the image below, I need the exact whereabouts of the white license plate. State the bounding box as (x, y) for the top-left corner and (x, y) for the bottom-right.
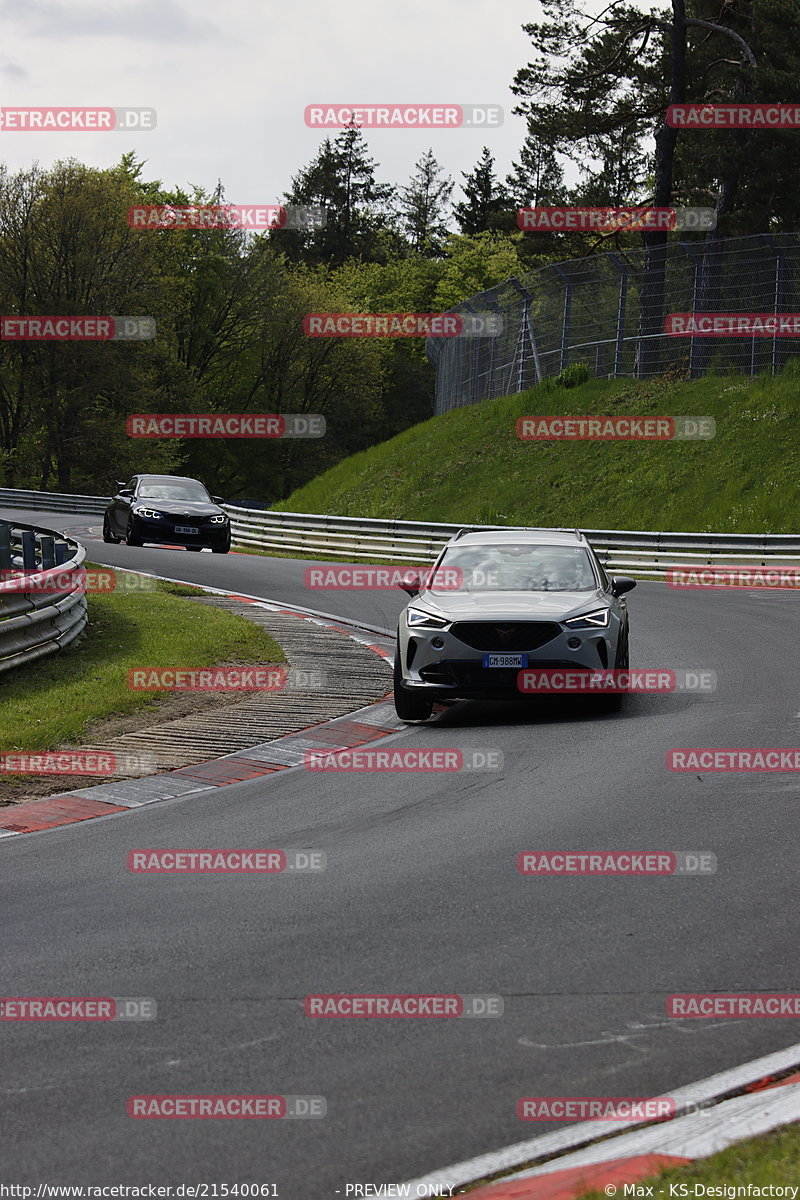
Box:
(483, 653), (528, 668)
(174, 525), (199, 535)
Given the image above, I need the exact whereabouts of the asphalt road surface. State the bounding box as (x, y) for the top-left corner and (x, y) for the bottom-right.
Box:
(2, 507), (798, 1196)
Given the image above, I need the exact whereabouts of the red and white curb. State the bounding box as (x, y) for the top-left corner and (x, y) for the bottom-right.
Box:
(0, 590), (400, 839)
(400, 1043), (800, 1199)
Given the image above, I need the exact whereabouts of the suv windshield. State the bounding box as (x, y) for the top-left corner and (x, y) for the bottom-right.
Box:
(429, 543), (597, 593)
(137, 481), (210, 502)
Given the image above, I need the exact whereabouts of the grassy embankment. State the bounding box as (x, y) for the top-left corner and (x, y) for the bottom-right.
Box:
(274, 369), (798, 534)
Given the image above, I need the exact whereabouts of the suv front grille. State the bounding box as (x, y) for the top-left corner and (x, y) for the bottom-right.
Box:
(449, 621), (561, 652)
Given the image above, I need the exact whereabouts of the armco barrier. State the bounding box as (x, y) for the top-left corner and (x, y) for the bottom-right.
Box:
(0, 519), (89, 676)
(0, 487), (108, 516)
(223, 505), (800, 578)
(1, 487), (798, 579)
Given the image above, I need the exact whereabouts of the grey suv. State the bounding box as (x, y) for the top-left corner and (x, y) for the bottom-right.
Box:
(393, 528), (635, 722)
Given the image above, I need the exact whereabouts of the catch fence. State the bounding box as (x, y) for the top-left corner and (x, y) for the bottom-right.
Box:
(427, 232), (800, 412)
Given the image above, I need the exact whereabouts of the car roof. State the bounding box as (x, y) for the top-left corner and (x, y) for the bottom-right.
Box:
(448, 529), (587, 547)
(135, 474), (203, 484)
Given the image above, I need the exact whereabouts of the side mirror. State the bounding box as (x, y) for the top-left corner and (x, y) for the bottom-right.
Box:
(117, 488), (134, 498)
(212, 495), (225, 505)
(610, 575), (637, 597)
(399, 572), (420, 598)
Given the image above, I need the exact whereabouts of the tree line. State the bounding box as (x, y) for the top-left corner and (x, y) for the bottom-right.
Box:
(0, 0), (796, 500)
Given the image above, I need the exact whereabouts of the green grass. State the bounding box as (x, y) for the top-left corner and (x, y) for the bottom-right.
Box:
(0, 573), (285, 753)
(577, 1120), (800, 1196)
(157, 579), (210, 596)
(230, 542), (424, 567)
(275, 368), (800, 533)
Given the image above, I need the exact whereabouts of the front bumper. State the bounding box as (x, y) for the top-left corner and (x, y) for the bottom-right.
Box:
(399, 618), (621, 699)
(131, 517), (230, 548)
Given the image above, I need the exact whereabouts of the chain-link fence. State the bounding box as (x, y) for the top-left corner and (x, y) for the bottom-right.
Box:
(427, 232), (800, 414)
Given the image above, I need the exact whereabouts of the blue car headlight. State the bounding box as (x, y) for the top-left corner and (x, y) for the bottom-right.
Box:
(135, 508), (164, 520)
(209, 515), (228, 524)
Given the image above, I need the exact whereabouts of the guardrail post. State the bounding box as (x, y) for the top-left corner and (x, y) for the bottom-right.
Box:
(54, 540), (70, 565)
(0, 522), (11, 570)
(40, 535), (56, 569)
(21, 530), (37, 570)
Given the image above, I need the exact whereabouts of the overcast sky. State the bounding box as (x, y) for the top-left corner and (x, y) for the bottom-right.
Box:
(0, 0), (558, 211)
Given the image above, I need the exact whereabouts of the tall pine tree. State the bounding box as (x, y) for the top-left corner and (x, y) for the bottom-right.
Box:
(506, 126), (565, 207)
(281, 127), (395, 265)
(454, 147), (510, 234)
(396, 150), (453, 255)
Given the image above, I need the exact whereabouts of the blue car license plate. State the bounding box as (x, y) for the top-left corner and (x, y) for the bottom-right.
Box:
(483, 653), (528, 668)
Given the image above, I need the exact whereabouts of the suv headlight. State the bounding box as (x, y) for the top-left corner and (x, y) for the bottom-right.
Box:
(135, 508), (164, 520)
(564, 608), (610, 629)
(209, 514), (228, 524)
(407, 607), (449, 629)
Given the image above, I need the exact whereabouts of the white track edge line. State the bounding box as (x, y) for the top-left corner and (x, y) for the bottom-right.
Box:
(398, 1041), (800, 1191)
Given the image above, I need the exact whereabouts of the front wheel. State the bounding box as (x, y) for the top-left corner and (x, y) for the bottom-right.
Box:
(125, 519), (143, 547)
(102, 514), (121, 544)
(596, 628), (629, 713)
(211, 539), (230, 554)
(393, 646), (433, 722)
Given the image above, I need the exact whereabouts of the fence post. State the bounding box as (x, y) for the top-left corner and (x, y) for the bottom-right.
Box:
(508, 278), (543, 390)
(486, 298), (502, 398)
(54, 540), (71, 565)
(551, 263), (573, 371)
(460, 301), (481, 406)
(774, 245), (786, 376)
(425, 333), (444, 415)
(676, 242), (704, 378)
(764, 236), (786, 376)
(607, 252), (629, 377)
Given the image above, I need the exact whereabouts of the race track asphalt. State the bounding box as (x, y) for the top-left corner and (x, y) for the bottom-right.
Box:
(1, 507), (798, 1196)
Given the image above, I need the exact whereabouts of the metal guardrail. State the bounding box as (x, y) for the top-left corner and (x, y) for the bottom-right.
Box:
(1, 487), (797, 580)
(224, 505), (800, 579)
(0, 518), (89, 676)
(0, 487), (109, 515)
